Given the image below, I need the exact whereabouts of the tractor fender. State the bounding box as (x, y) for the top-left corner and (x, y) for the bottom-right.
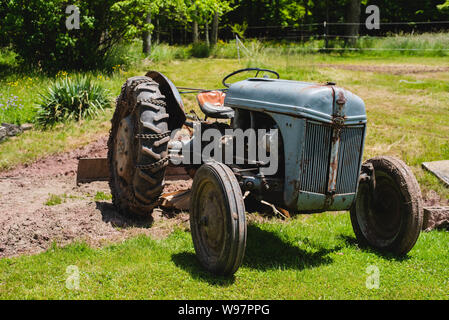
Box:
(145, 71), (186, 130)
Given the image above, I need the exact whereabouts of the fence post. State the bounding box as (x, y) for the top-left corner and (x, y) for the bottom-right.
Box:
(236, 35), (240, 62)
(324, 21), (328, 50)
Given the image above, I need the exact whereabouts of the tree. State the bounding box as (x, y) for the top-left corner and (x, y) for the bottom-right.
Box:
(111, 0), (160, 55)
(0, 0), (146, 71)
(437, 0), (449, 11)
(142, 11), (152, 54)
(184, 0), (232, 44)
(344, 0), (361, 46)
(210, 0), (233, 45)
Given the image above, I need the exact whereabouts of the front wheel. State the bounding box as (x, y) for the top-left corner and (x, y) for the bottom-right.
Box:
(350, 156), (423, 255)
(190, 162), (247, 276)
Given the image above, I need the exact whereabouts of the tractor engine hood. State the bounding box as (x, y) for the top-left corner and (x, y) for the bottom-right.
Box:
(224, 78), (366, 125)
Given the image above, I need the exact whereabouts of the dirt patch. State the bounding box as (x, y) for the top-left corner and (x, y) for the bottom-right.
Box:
(316, 64), (449, 75)
(0, 136), (109, 179)
(0, 137), (191, 259)
(423, 190), (449, 207)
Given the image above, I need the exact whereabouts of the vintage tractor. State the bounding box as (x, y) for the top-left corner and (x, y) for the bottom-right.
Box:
(107, 68), (423, 275)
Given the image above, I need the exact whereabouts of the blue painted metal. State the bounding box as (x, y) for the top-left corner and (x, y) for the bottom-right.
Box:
(225, 78), (366, 125)
(225, 78), (367, 212)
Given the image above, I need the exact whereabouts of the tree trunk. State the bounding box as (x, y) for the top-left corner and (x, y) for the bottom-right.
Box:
(205, 21), (210, 46)
(156, 17), (160, 44)
(345, 0), (361, 47)
(302, 0), (309, 42)
(193, 10), (199, 44)
(193, 21), (199, 43)
(211, 11), (219, 45)
(142, 12), (152, 55)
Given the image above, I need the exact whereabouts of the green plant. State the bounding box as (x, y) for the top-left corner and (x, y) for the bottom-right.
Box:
(230, 22), (248, 39)
(94, 191), (113, 201)
(36, 75), (111, 127)
(45, 194), (63, 206)
(150, 44), (190, 62)
(0, 93), (25, 124)
(102, 41), (144, 73)
(0, 0), (150, 71)
(190, 42), (212, 58)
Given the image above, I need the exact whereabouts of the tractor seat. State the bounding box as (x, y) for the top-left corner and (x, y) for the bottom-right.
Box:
(196, 91), (234, 119)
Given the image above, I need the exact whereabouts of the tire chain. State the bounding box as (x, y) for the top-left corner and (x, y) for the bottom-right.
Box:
(135, 131), (171, 140)
(135, 157), (170, 170)
(108, 77), (167, 215)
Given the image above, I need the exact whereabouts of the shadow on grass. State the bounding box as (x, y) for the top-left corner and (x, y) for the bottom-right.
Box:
(172, 224), (341, 286)
(171, 252), (237, 287)
(338, 234), (411, 262)
(95, 201), (154, 228)
(243, 224), (338, 270)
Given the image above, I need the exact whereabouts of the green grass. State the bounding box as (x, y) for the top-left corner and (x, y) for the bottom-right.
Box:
(45, 194), (63, 206)
(44, 193), (84, 206)
(0, 213), (447, 299)
(94, 191), (112, 201)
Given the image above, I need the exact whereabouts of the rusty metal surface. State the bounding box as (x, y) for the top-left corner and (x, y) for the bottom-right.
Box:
(422, 160), (449, 187)
(77, 157), (190, 184)
(76, 158), (110, 185)
(160, 190), (191, 211)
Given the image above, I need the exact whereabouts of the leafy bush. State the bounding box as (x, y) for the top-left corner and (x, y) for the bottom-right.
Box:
(0, 0), (142, 71)
(103, 40), (145, 72)
(36, 76), (110, 127)
(190, 42), (212, 58)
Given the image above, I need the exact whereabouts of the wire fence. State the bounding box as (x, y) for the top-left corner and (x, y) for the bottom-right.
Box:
(238, 20), (449, 53)
(157, 20), (449, 53)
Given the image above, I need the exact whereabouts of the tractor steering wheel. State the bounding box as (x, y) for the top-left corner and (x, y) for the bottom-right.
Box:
(222, 68), (280, 88)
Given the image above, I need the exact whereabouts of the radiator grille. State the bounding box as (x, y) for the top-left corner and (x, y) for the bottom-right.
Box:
(300, 122), (364, 195)
(336, 126), (364, 194)
(300, 122), (332, 194)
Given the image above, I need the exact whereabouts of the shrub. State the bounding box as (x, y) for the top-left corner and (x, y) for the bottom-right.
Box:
(190, 42), (212, 58)
(103, 40), (144, 73)
(36, 76), (110, 127)
(0, 0), (143, 71)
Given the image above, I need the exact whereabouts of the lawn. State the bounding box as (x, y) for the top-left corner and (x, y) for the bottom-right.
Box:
(0, 46), (448, 299)
(0, 213), (448, 299)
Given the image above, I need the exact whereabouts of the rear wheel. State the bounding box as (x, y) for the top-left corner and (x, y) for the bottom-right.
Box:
(190, 162), (247, 276)
(350, 156), (423, 255)
(108, 76), (171, 217)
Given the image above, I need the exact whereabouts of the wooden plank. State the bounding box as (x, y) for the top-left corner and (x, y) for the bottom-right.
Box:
(422, 160), (449, 187)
